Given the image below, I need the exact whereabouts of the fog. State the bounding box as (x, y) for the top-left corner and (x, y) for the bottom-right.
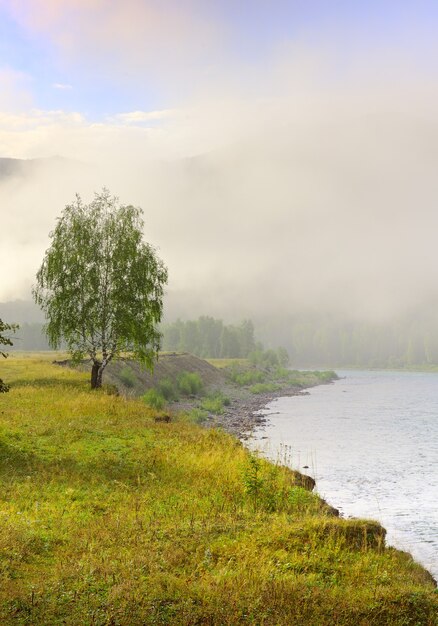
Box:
(2, 16), (438, 326)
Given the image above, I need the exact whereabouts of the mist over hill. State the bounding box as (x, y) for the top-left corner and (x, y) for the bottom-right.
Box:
(2, 113), (438, 368)
(0, 156), (77, 181)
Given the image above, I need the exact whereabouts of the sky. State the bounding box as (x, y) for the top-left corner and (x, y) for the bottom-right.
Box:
(2, 1), (438, 322)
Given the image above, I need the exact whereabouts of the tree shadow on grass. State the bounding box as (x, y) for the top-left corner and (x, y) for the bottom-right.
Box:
(10, 378), (88, 391)
(0, 439), (36, 478)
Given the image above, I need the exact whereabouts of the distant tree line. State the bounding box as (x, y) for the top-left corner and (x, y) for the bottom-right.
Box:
(257, 312), (438, 368)
(161, 317), (257, 358)
(9, 310), (438, 369)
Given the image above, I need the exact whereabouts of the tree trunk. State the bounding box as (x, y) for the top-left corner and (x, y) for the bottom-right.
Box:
(96, 366), (104, 389)
(91, 361), (101, 389)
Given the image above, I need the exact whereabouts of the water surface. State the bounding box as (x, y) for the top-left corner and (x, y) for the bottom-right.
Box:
(251, 370), (438, 579)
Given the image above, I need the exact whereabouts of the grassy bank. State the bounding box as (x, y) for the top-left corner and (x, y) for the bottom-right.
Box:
(0, 355), (436, 625)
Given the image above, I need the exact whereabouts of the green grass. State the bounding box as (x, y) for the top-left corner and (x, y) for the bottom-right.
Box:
(206, 358), (249, 369)
(224, 361), (339, 394)
(0, 355), (436, 625)
(201, 392), (230, 415)
(141, 388), (166, 410)
(249, 382), (281, 394)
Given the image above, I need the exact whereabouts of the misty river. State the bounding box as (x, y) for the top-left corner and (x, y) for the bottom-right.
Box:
(250, 370), (438, 580)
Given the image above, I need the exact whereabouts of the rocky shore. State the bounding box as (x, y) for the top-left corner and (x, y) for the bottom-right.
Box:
(203, 385), (309, 439)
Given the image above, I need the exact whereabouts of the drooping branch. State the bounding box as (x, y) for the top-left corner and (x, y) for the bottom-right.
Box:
(33, 189), (168, 389)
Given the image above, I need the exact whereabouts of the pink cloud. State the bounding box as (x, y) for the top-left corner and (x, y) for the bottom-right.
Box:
(1, 0), (225, 84)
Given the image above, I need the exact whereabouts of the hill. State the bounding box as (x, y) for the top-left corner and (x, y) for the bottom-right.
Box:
(105, 352), (226, 393)
(0, 354), (436, 624)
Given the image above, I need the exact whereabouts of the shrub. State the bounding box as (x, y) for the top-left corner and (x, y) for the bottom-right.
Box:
(184, 408), (209, 424)
(201, 393), (230, 415)
(177, 372), (203, 396)
(315, 370), (337, 381)
(158, 377), (179, 401)
(288, 486), (320, 512)
(274, 367), (291, 381)
(248, 347), (290, 370)
(142, 389), (166, 410)
(243, 454), (264, 511)
(226, 366), (265, 386)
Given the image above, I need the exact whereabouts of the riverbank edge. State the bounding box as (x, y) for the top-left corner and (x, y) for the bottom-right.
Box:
(202, 374), (438, 588)
(202, 375), (337, 440)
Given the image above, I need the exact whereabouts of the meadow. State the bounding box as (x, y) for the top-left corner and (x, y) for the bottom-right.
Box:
(0, 354), (436, 625)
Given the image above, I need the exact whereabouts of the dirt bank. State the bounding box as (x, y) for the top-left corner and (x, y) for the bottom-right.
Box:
(56, 353), (336, 440)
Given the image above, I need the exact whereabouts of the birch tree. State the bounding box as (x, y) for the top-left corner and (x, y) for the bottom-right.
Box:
(33, 189), (168, 389)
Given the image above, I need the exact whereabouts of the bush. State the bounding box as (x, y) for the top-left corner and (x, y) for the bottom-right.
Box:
(177, 372), (203, 396)
(183, 408), (209, 424)
(315, 370), (337, 381)
(142, 389), (166, 410)
(158, 378), (179, 401)
(288, 486), (320, 512)
(226, 366), (265, 386)
(274, 367), (291, 381)
(248, 347), (290, 370)
(201, 392), (230, 415)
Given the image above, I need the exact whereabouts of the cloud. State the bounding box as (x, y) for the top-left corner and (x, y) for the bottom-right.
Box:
(111, 109), (178, 124)
(0, 0), (225, 94)
(52, 83), (72, 90)
(2, 16), (438, 323)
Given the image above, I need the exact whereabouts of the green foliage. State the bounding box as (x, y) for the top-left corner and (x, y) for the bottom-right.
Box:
(242, 454), (264, 511)
(249, 382), (281, 394)
(32, 189), (168, 389)
(227, 365), (265, 386)
(142, 388), (166, 410)
(176, 371), (203, 396)
(0, 318), (17, 358)
(249, 347), (290, 369)
(162, 317), (257, 358)
(201, 392), (230, 414)
(242, 458), (322, 514)
(119, 366), (137, 388)
(182, 407), (209, 424)
(0, 318), (18, 393)
(225, 359), (337, 394)
(157, 377), (179, 401)
(288, 485), (320, 511)
(274, 366), (291, 380)
(315, 369), (337, 381)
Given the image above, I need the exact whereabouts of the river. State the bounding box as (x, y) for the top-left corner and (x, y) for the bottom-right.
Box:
(250, 370), (438, 580)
